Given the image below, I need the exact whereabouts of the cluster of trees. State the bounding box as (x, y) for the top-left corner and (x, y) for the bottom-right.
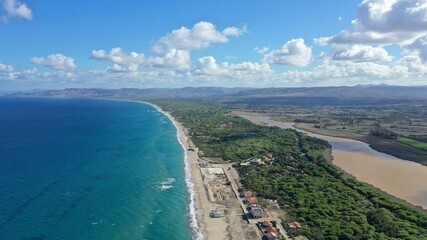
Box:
(155, 100), (427, 240)
(157, 100), (298, 161)
(370, 126), (398, 139)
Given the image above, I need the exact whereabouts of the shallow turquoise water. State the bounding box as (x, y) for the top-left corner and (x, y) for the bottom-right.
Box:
(0, 98), (191, 240)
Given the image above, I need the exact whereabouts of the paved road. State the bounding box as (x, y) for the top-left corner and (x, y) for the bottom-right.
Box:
(222, 164), (250, 217)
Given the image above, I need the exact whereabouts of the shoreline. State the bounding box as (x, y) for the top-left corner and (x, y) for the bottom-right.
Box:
(143, 102), (205, 240)
(147, 102), (234, 240)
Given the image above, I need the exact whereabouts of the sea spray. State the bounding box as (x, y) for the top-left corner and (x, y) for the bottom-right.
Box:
(147, 103), (203, 240)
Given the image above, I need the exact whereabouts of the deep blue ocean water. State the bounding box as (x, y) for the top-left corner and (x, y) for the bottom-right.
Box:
(0, 98), (192, 240)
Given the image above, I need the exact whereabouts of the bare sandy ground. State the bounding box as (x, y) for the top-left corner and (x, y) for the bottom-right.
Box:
(161, 111), (228, 240)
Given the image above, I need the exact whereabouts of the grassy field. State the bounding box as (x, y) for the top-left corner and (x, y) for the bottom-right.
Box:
(397, 137), (427, 151)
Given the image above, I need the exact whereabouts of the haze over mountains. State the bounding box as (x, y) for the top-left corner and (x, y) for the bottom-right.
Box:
(9, 85), (427, 103)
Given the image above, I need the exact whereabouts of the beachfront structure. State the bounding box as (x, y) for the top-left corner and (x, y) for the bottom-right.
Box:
(262, 220), (272, 227)
(210, 210), (223, 218)
(242, 190), (253, 198)
(249, 206), (264, 218)
(266, 226), (277, 233)
(244, 196), (257, 204)
(288, 221), (302, 229)
(265, 232), (277, 240)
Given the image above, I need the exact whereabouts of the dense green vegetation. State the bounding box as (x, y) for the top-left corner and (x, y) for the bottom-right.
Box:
(397, 137), (427, 151)
(370, 126), (398, 139)
(155, 100), (427, 240)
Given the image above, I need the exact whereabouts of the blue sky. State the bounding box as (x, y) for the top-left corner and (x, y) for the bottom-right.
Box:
(1, 0), (427, 90)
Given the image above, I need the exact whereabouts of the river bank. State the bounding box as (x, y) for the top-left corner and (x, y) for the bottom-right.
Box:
(293, 122), (427, 167)
(237, 112), (427, 210)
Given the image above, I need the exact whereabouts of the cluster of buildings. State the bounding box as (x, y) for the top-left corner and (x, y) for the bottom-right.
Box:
(240, 153), (275, 166)
(259, 220), (279, 240)
(240, 190), (269, 219)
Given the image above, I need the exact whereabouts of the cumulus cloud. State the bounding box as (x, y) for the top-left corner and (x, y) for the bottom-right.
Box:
(406, 36), (427, 63)
(263, 38), (312, 67)
(145, 49), (190, 69)
(107, 63), (139, 73)
(91, 47), (144, 64)
(194, 56), (272, 78)
(277, 61), (402, 86)
(91, 47), (190, 71)
(0, 62), (14, 72)
(331, 45), (392, 62)
(2, 0), (32, 21)
(91, 47), (144, 72)
(153, 21), (245, 53)
(31, 54), (77, 71)
(316, 0), (427, 45)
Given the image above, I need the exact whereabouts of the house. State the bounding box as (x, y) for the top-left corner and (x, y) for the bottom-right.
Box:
(266, 226), (277, 233)
(265, 232), (277, 240)
(244, 196), (257, 204)
(209, 210), (223, 218)
(242, 190), (253, 198)
(288, 221), (302, 229)
(249, 206), (264, 218)
(262, 220), (272, 227)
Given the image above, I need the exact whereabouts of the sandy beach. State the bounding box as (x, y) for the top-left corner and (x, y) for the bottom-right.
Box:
(159, 108), (260, 240)
(163, 111), (229, 240)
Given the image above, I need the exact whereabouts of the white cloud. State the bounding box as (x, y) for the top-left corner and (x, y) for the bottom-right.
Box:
(316, 0), (427, 45)
(107, 63), (139, 73)
(31, 54), (77, 71)
(263, 38), (312, 67)
(145, 49), (190, 69)
(407, 36), (427, 63)
(222, 26), (247, 36)
(2, 0), (32, 21)
(153, 21), (245, 53)
(255, 47), (270, 55)
(91, 47), (144, 64)
(0, 62), (14, 72)
(194, 56), (272, 78)
(91, 47), (144, 72)
(331, 45), (392, 62)
(92, 47), (190, 71)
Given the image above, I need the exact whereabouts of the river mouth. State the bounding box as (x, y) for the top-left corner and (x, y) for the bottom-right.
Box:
(238, 113), (427, 209)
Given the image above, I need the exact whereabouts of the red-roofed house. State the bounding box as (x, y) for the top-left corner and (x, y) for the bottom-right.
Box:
(262, 220), (272, 227)
(244, 196), (257, 204)
(242, 190), (253, 198)
(266, 226), (277, 233)
(265, 232), (277, 240)
(288, 221), (302, 229)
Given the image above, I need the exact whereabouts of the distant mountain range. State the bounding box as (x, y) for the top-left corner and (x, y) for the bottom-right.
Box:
(8, 85), (427, 102)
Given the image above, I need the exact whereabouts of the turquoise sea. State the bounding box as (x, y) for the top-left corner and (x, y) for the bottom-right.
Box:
(0, 98), (195, 240)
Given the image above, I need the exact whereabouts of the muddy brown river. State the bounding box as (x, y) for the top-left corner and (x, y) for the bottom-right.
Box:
(239, 114), (427, 209)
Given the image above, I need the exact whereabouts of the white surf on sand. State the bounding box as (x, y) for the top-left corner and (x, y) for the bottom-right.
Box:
(146, 102), (203, 240)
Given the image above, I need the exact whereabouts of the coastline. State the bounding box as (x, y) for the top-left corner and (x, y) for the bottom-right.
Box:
(146, 102), (232, 240)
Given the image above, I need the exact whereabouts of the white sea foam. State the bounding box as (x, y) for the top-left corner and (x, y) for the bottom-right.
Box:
(159, 184), (173, 191)
(145, 102), (203, 240)
(160, 177), (175, 185)
(115, 100), (203, 240)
